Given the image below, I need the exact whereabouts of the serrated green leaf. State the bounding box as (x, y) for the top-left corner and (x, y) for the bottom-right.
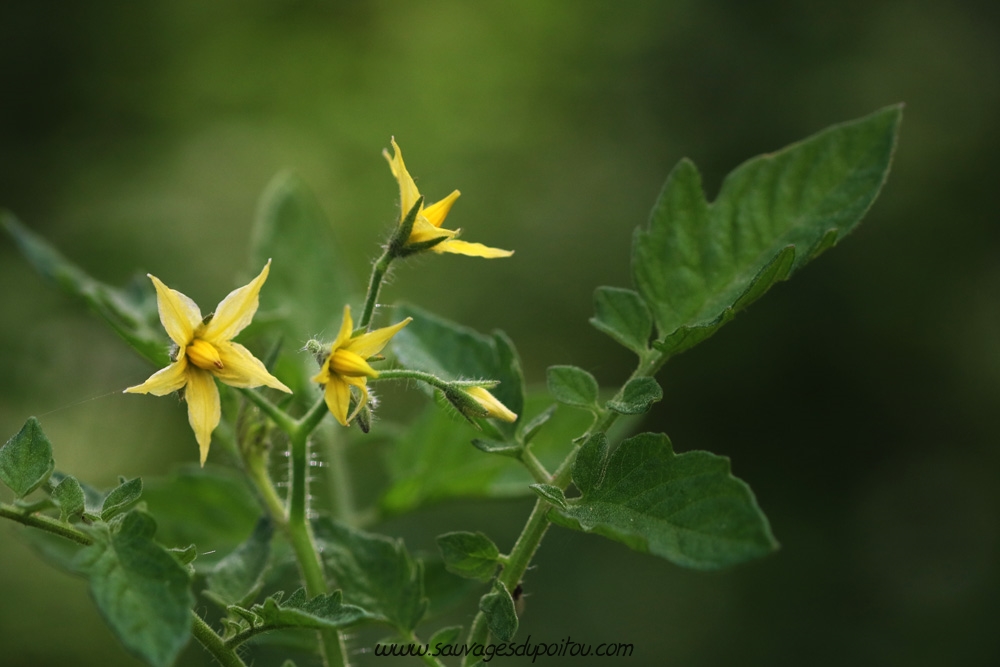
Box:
(142, 465), (260, 571)
(73, 511), (193, 667)
(546, 366), (600, 411)
(478, 581), (518, 642)
(529, 484), (567, 509)
(0, 417), (54, 498)
(590, 287), (653, 354)
(551, 433), (778, 570)
(313, 519), (427, 633)
(53, 475), (86, 521)
(572, 432), (608, 496)
(436, 532), (501, 582)
(605, 377), (663, 415)
(429, 625), (463, 648)
(252, 588), (374, 633)
(633, 105), (902, 358)
(391, 304), (524, 439)
(1, 212), (169, 366)
(205, 517), (273, 608)
(100, 477), (143, 521)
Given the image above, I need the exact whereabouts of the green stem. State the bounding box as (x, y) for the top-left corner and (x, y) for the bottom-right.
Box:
(359, 248), (394, 330)
(519, 448), (552, 485)
(404, 631), (448, 667)
(191, 612), (248, 667)
(237, 388), (297, 435)
(0, 503), (247, 666)
(372, 368), (453, 392)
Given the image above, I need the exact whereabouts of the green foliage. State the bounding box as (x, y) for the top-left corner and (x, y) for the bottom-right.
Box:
(0, 417), (54, 498)
(227, 589), (374, 643)
(605, 377), (663, 415)
(100, 477), (143, 521)
(478, 581), (518, 642)
(632, 105), (901, 358)
(1, 212), (169, 366)
(73, 511), (193, 667)
(529, 483), (568, 509)
(313, 518), (427, 633)
(52, 475), (86, 521)
(590, 287), (653, 355)
(436, 531), (501, 582)
(205, 518), (273, 608)
(546, 365), (600, 411)
(551, 433), (778, 570)
(391, 304), (525, 439)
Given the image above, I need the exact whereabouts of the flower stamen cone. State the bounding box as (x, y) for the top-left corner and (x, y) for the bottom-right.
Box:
(383, 138), (513, 258)
(125, 260), (291, 465)
(313, 305), (412, 426)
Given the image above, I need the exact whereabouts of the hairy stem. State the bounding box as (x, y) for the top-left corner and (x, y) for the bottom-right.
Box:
(359, 248), (394, 330)
(191, 612), (248, 667)
(0, 502), (91, 545)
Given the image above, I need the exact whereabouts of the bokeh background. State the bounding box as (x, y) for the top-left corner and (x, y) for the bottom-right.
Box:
(2, 1), (999, 665)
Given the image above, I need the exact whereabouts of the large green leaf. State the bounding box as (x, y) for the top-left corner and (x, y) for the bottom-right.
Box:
(205, 517), (273, 608)
(313, 518), (427, 633)
(1, 212), (169, 366)
(73, 511), (193, 667)
(248, 172), (358, 394)
(391, 304), (524, 440)
(550, 433), (778, 570)
(226, 588), (375, 647)
(633, 105), (902, 357)
(0, 417), (54, 498)
(589, 287), (653, 355)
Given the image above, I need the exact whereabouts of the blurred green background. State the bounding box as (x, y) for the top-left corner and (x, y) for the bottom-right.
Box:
(2, 1), (999, 665)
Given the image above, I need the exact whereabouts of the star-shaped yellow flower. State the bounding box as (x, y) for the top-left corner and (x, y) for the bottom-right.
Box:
(125, 260), (291, 465)
(383, 138), (513, 258)
(312, 305), (412, 426)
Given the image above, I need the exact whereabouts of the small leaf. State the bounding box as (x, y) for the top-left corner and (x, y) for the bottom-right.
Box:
(436, 532), (501, 582)
(100, 477), (143, 521)
(73, 511), (193, 667)
(429, 625), (463, 647)
(572, 432), (609, 495)
(471, 438), (522, 459)
(518, 404), (557, 444)
(551, 433), (778, 570)
(313, 518), (427, 633)
(205, 517), (273, 608)
(546, 366), (599, 410)
(169, 544), (198, 566)
(52, 475), (86, 521)
(0, 417), (55, 498)
(605, 377), (663, 415)
(590, 287), (653, 354)
(529, 484), (567, 510)
(633, 105), (902, 358)
(252, 588), (375, 633)
(478, 581), (518, 642)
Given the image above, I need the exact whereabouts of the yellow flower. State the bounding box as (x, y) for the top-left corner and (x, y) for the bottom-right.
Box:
(382, 138), (513, 258)
(125, 261), (291, 465)
(465, 386), (518, 423)
(312, 305), (412, 426)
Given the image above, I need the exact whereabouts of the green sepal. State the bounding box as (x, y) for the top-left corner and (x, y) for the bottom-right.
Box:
(52, 475), (86, 521)
(471, 438), (523, 459)
(205, 517), (273, 609)
(388, 196), (424, 254)
(0, 417), (55, 499)
(100, 477), (143, 521)
(313, 518), (428, 633)
(551, 433), (778, 570)
(518, 404), (557, 444)
(590, 287), (653, 354)
(478, 581), (518, 642)
(605, 377), (663, 415)
(429, 625), (464, 647)
(1, 213), (169, 366)
(633, 105), (902, 358)
(529, 484), (567, 510)
(73, 510), (193, 667)
(546, 365), (600, 412)
(436, 531), (501, 582)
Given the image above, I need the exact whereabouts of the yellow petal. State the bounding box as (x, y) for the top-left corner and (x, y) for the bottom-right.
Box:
(311, 357), (331, 385)
(124, 358), (190, 396)
(149, 275), (202, 347)
(466, 387), (518, 422)
(432, 239), (514, 258)
(203, 260), (271, 343)
(331, 304), (354, 351)
(345, 317), (412, 359)
(330, 349), (378, 378)
(323, 375), (352, 426)
(184, 368), (221, 466)
(422, 190), (460, 228)
(408, 218), (457, 245)
(383, 138), (422, 223)
(344, 375), (369, 425)
(213, 341), (292, 392)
